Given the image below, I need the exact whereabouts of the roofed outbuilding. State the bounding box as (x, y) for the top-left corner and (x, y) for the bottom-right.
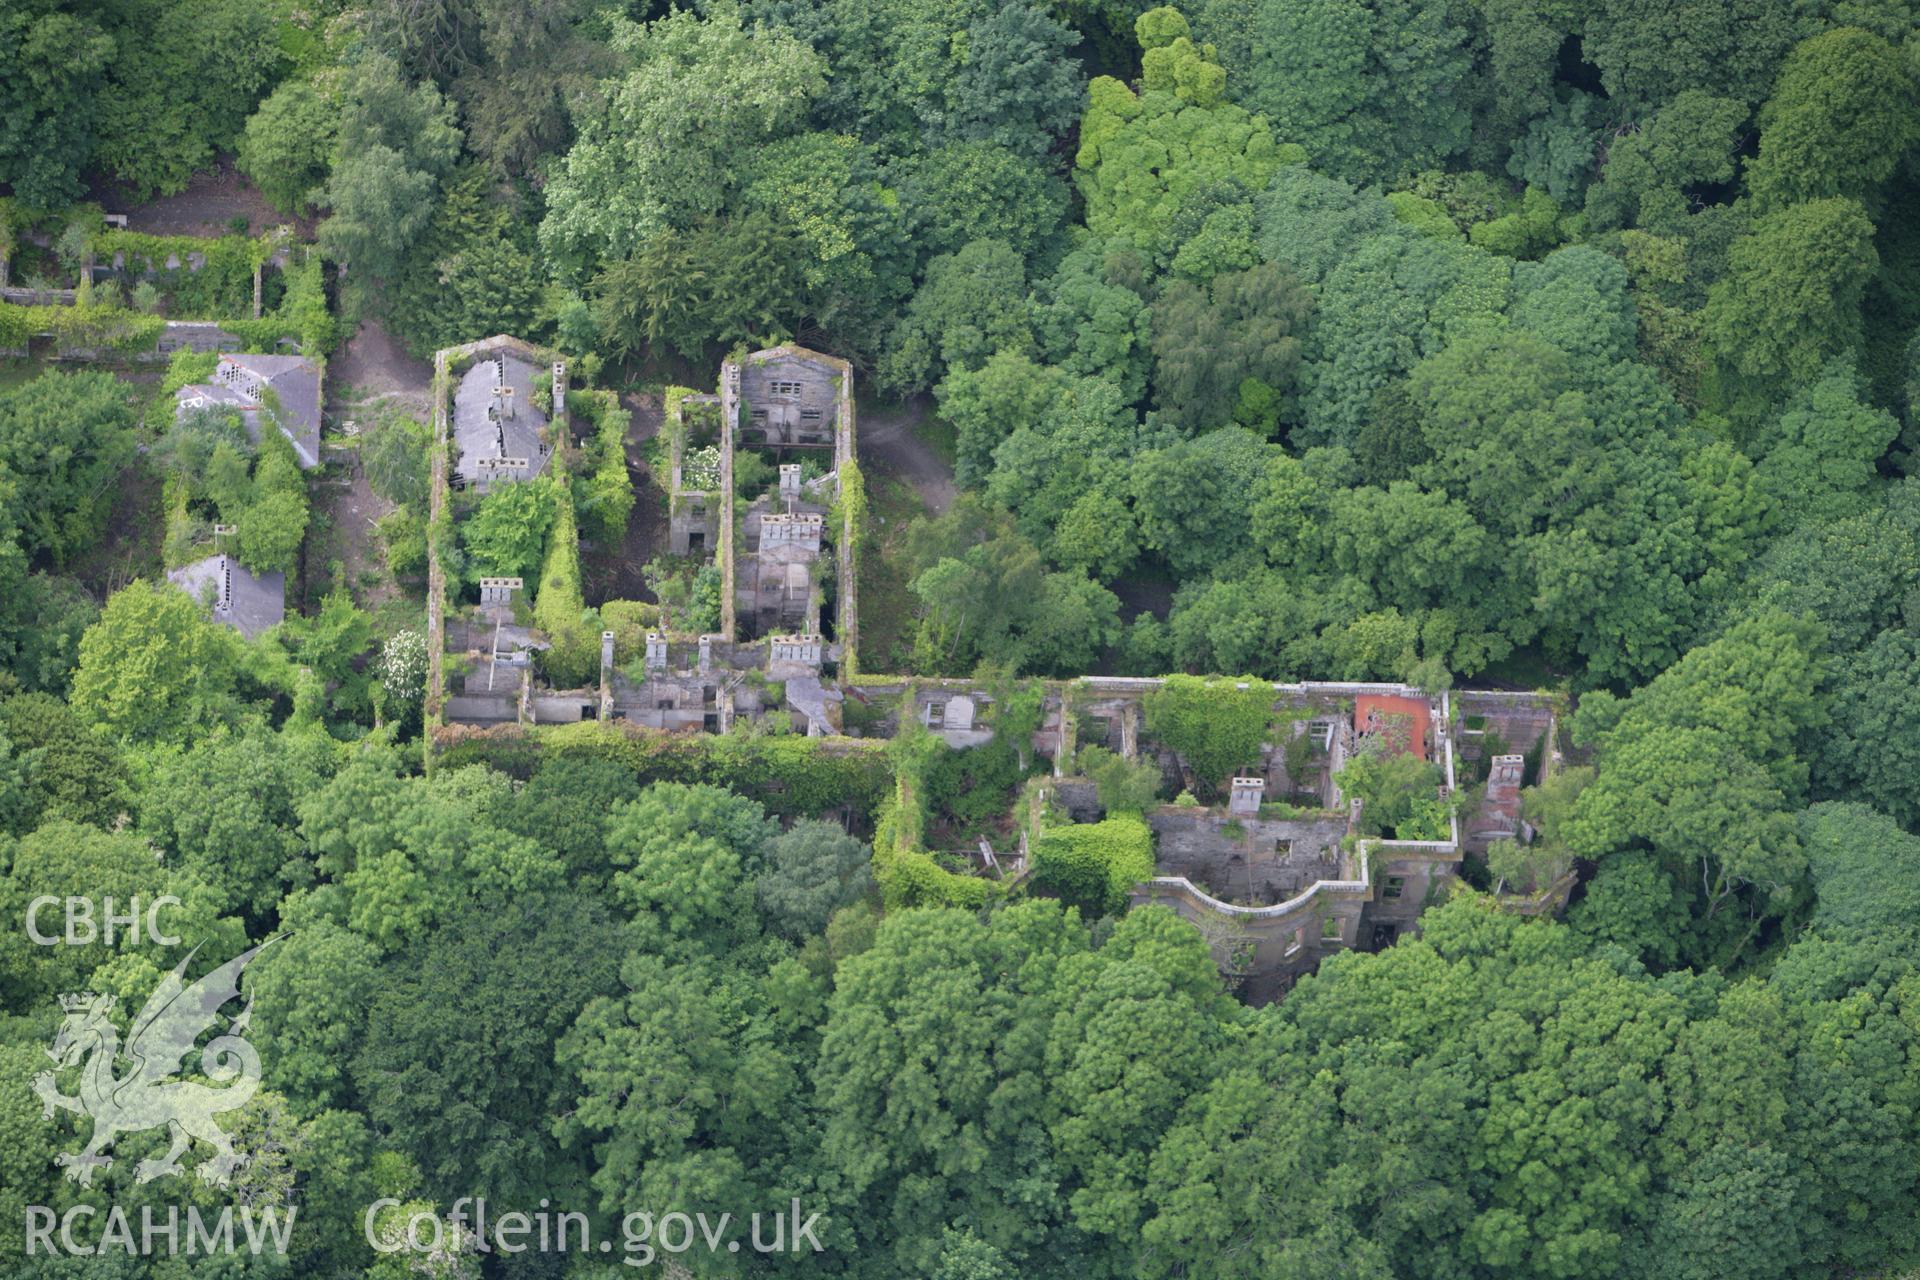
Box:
(452, 351), (554, 491)
(174, 353), (322, 468)
(166, 554), (285, 639)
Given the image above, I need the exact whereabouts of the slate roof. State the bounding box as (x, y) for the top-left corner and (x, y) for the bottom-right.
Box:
(174, 353), (322, 468)
(452, 353), (551, 488)
(166, 554), (285, 640)
(784, 674), (841, 735)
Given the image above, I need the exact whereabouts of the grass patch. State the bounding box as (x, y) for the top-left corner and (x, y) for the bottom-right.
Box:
(856, 474), (927, 674)
(1476, 647), (1566, 691)
(918, 413), (958, 469)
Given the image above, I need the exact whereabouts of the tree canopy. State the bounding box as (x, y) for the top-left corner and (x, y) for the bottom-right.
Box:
(8, 0), (1920, 1275)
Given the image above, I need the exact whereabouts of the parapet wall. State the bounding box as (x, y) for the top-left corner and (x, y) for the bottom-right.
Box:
(1147, 809), (1349, 906)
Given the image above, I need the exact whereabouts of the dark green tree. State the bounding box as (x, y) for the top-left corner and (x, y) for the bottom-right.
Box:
(1702, 198), (1878, 395)
(353, 889), (623, 1203)
(0, 0), (113, 209)
(385, 166), (542, 357)
(1748, 28), (1920, 210)
(237, 79), (338, 216)
(881, 238), (1032, 395)
(756, 819), (874, 939)
(1128, 428), (1272, 578)
(1151, 260), (1310, 432)
(318, 54), (463, 280)
(1241, 0), (1477, 183)
(0, 370), (136, 564)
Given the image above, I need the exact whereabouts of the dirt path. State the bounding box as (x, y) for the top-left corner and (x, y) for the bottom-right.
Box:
(858, 395), (956, 515)
(329, 318), (434, 416)
(581, 390), (669, 603)
(308, 458), (400, 611)
(310, 317), (434, 611)
(90, 162), (310, 237)
(621, 389), (663, 447)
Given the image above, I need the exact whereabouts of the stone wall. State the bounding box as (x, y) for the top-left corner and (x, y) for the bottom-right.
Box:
(1364, 844), (1463, 937)
(609, 667), (765, 733)
(1454, 690), (1557, 780)
(740, 352), (841, 448)
(1147, 809), (1349, 907)
(1131, 874), (1370, 1005)
(43, 320), (244, 363)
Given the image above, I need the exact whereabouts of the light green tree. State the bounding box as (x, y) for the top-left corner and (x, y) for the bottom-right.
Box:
(70, 579), (248, 745)
(238, 79), (338, 215)
(539, 8), (825, 269)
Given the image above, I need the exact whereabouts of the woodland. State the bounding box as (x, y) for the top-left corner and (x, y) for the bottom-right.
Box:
(2, 0), (1920, 1275)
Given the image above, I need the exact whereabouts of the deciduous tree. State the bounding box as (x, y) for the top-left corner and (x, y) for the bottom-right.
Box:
(70, 580), (248, 745)
(238, 79), (338, 216)
(0, 370), (135, 564)
(1748, 28), (1920, 210)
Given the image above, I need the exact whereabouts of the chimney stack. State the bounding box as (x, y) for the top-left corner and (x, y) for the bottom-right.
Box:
(1228, 776), (1265, 819)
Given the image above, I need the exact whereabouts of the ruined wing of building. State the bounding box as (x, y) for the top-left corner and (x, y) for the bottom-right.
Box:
(166, 553), (285, 640)
(425, 337), (1567, 999)
(431, 339), (855, 735)
(174, 352), (323, 469)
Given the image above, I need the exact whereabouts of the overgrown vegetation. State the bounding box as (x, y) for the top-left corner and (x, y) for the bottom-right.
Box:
(1031, 812), (1156, 915)
(568, 387), (635, 545)
(1143, 674), (1285, 794)
(5, 0), (1920, 1276)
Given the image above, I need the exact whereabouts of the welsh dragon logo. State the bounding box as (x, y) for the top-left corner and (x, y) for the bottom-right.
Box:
(32, 941), (275, 1188)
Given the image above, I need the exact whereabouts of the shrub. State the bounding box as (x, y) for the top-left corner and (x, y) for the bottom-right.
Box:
(378, 509), (427, 577)
(1336, 742), (1443, 837)
(234, 432), (309, 574)
(362, 412), (432, 512)
(532, 495), (600, 688)
(1031, 814), (1155, 916)
(1143, 675), (1280, 794)
(600, 599), (662, 662)
(573, 391), (634, 544)
(378, 630), (429, 706)
(461, 475), (560, 587)
(438, 721), (895, 819)
(1077, 744), (1165, 812)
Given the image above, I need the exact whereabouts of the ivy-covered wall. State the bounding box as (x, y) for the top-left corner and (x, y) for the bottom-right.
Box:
(532, 490), (596, 687)
(433, 720), (894, 819)
(0, 251), (333, 357)
(1031, 813), (1156, 916)
(94, 228), (274, 317)
(870, 709), (1006, 908)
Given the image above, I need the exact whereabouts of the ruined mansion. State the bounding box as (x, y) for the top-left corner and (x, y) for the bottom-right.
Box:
(422, 337), (1567, 999)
